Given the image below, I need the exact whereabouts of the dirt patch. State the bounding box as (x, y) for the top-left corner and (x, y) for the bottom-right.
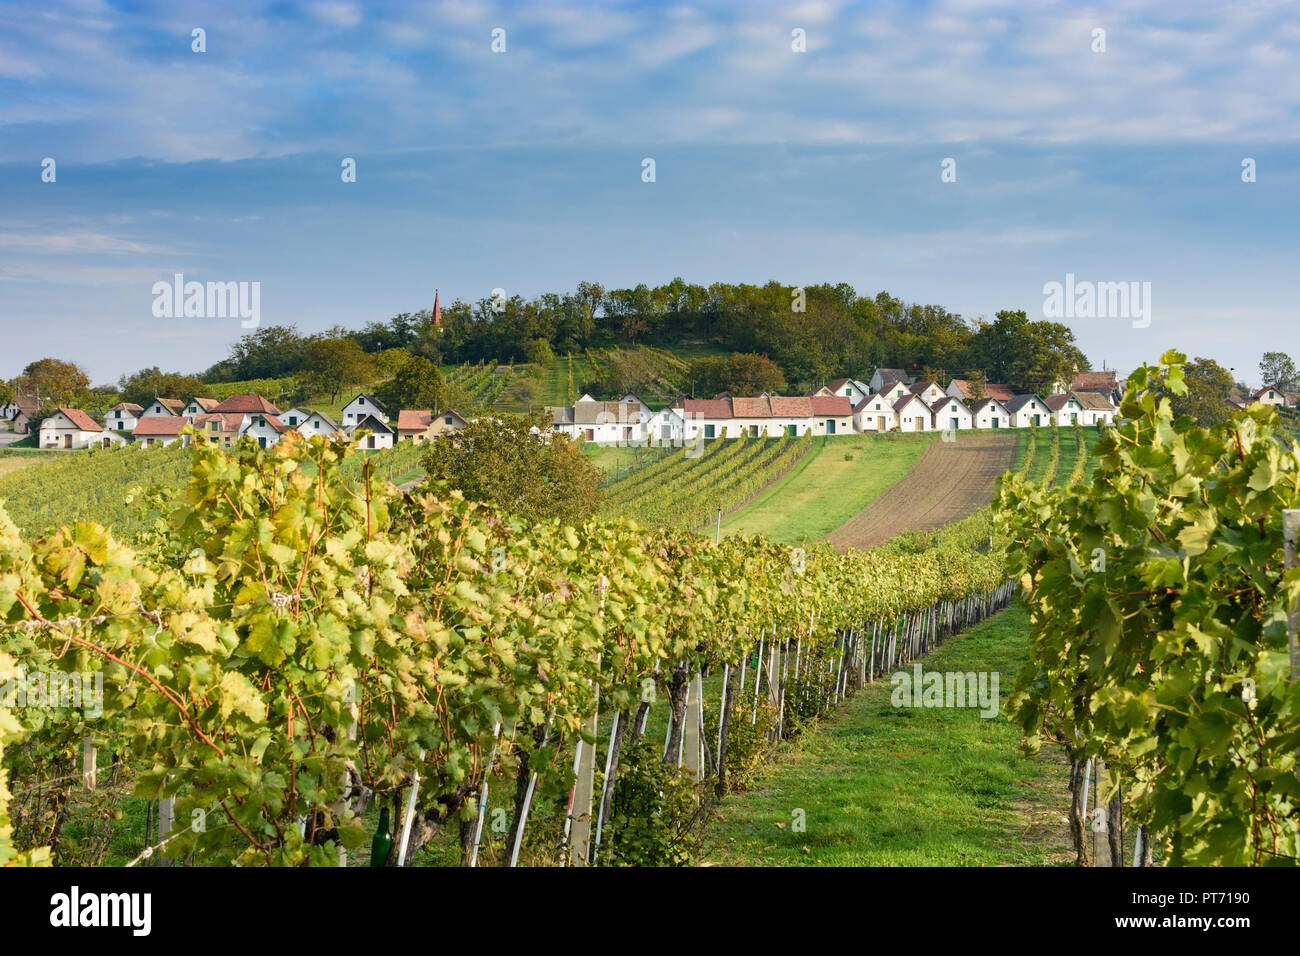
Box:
(826, 432), (1017, 550)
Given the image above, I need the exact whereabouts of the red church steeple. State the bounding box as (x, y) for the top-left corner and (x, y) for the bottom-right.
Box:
(433, 289), (442, 328)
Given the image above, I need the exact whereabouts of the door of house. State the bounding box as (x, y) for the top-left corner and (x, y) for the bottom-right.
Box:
(750, 425), (759, 437)
(991, 418), (999, 428)
(367, 436), (375, 449)
(915, 419), (923, 431)
(585, 428), (594, 441)
(63, 434), (71, 448)
(1034, 414), (1041, 426)
(662, 425), (671, 439)
(259, 437), (267, 448)
(103, 437), (111, 448)
(787, 424), (797, 436)
(827, 420), (836, 435)
(877, 416), (886, 431)
(624, 427), (632, 440)
(950, 417), (959, 431)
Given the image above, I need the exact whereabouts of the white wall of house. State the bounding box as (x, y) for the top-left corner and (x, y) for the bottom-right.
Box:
(354, 429), (394, 450)
(895, 397), (931, 432)
(971, 401), (1010, 429)
(932, 400), (973, 431)
(912, 383), (947, 405)
(135, 433), (186, 449)
(645, 408), (685, 443)
(1051, 396), (1085, 426)
(296, 414), (337, 437)
(1255, 388), (1286, 407)
(854, 395), (896, 432)
(107, 409), (139, 431)
(96, 430), (132, 449)
(140, 400), (180, 419)
(241, 418), (284, 448)
(1010, 398), (1051, 428)
(1080, 406), (1116, 427)
(38, 413), (100, 449)
(342, 396), (388, 427)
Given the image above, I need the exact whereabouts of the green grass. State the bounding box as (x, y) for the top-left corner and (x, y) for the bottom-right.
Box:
(721, 433), (936, 544)
(703, 604), (1073, 866)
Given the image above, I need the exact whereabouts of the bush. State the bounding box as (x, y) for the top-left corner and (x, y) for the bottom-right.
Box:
(598, 740), (707, 866)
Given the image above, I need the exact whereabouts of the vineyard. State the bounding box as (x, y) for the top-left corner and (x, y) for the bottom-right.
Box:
(0, 438), (428, 543)
(0, 428), (1016, 867)
(598, 433), (816, 532)
(998, 352), (1300, 866)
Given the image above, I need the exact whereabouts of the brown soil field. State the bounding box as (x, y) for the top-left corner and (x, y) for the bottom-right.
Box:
(825, 431), (1018, 551)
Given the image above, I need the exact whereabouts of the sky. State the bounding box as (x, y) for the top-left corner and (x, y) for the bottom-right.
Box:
(0, 0), (1297, 387)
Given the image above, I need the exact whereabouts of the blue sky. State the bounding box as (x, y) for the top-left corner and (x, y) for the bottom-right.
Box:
(1, 0), (1297, 386)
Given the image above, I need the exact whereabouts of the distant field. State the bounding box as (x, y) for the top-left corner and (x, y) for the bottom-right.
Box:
(721, 433), (936, 545)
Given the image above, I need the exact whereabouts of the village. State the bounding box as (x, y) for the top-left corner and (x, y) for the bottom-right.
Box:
(2, 365), (1296, 453)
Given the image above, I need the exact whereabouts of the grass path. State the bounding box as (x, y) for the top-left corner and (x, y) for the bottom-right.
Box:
(721, 434), (936, 544)
(703, 604), (1073, 866)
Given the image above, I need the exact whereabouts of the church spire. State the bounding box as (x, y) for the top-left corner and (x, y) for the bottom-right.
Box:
(433, 289), (442, 327)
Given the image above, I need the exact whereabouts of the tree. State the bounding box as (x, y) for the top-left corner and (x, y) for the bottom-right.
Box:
(525, 338), (556, 367)
(689, 353), (786, 397)
(15, 359), (91, 408)
(419, 413), (603, 525)
(509, 377), (541, 410)
(374, 355), (445, 414)
(301, 336), (374, 403)
(118, 368), (211, 408)
(1259, 351), (1298, 391)
(0, 381), (14, 407)
(966, 369), (988, 400)
(1167, 356), (1234, 427)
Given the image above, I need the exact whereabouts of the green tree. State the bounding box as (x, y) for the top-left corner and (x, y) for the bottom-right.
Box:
(526, 338), (556, 367)
(15, 358), (91, 408)
(1167, 356), (1234, 427)
(419, 412), (603, 524)
(301, 335), (374, 404)
(118, 367), (212, 408)
(689, 353), (786, 396)
(374, 355), (445, 413)
(1259, 351), (1298, 391)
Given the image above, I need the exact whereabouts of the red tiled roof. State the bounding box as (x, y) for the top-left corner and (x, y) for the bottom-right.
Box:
(193, 413), (246, 431)
(188, 397), (220, 411)
(769, 396), (813, 417)
(150, 398), (185, 415)
(213, 394), (283, 415)
(1044, 395), (1069, 412)
(397, 410), (433, 431)
(54, 407), (102, 431)
(109, 402), (144, 413)
(677, 398), (733, 419)
(984, 383), (1016, 401)
(1071, 371), (1119, 392)
(810, 395), (852, 416)
(133, 416), (187, 437)
(1073, 391), (1114, 411)
(730, 397), (771, 418)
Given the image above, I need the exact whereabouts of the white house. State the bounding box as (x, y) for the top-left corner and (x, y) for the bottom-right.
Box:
(1005, 394), (1052, 429)
(893, 394), (932, 432)
(132, 416), (189, 448)
(869, 368), (913, 393)
(645, 405), (686, 443)
(182, 397), (220, 420)
(874, 379), (914, 403)
(812, 378), (870, 406)
(809, 395), (853, 435)
(1073, 391), (1117, 426)
(105, 402), (143, 432)
(140, 398), (186, 419)
(349, 414), (394, 450)
(342, 394), (389, 428)
(39, 408), (103, 449)
(96, 428), (133, 449)
(853, 393), (897, 432)
(547, 395), (648, 443)
(240, 414), (291, 449)
(930, 396), (973, 432)
(969, 397), (1011, 429)
(910, 381), (947, 405)
(1253, 385), (1287, 408)
(293, 410), (342, 438)
(1045, 395), (1086, 429)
